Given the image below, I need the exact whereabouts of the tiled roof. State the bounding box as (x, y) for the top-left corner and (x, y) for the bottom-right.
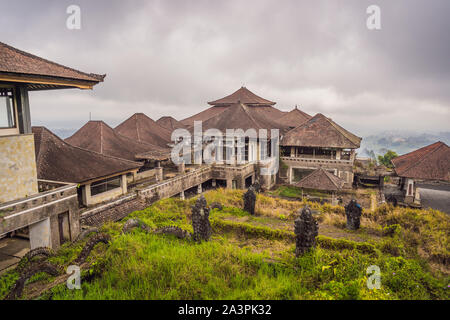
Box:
(156, 116), (186, 131)
(115, 113), (172, 148)
(33, 127), (141, 184)
(208, 87), (276, 106)
(0, 42), (105, 89)
(294, 168), (346, 191)
(281, 113), (362, 149)
(65, 121), (168, 162)
(199, 103), (285, 134)
(392, 141), (450, 181)
(275, 106), (312, 128)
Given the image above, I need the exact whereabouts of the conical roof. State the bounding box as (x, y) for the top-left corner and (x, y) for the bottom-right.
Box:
(281, 113), (361, 149)
(275, 106), (312, 128)
(65, 121), (167, 161)
(114, 113), (172, 148)
(295, 168), (346, 191)
(208, 86), (276, 106)
(156, 116), (186, 131)
(392, 142), (450, 181)
(33, 127), (141, 184)
(199, 103), (283, 134)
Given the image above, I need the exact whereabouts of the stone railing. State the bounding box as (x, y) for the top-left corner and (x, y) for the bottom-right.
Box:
(0, 181), (77, 235)
(138, 166), (213, 200)
(280, 156), (352, 166)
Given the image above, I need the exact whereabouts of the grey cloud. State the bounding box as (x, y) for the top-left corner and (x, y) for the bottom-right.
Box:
(1, 0), (448, 135)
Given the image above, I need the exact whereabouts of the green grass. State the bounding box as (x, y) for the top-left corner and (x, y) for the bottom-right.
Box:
(1, 189), (448, 300)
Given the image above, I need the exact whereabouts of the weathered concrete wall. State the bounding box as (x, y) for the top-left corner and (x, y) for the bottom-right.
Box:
(0, 134), (38, 203)
(0, 185), (79, 249)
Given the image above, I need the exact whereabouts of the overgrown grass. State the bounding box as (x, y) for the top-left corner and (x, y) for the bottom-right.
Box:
(1, 189), (448, 300)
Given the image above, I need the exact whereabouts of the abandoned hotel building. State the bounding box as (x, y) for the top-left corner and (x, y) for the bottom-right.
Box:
(2, 41), (447, 265)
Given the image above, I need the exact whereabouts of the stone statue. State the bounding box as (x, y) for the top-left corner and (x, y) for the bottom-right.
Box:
(345, 199), (362, 230)
(191, 195), (212, 241)
(251, 179), (262, 193)
(243, 187), (256, 215)
(294, 206), (319, 257)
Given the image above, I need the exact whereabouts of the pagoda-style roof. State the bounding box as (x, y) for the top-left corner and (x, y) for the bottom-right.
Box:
(115, 113), (172, 148)
(294, 168), (346, 191)
(208, 87), (276, 106)
(275, 106), (312, 128)
(199, 103), (284, 134)
(0, 42), (105, 90)
(33, 127), (141, 184)
(156, 116), (187, 131)
(281, 113), (362, 149)
(392, 141), (450, 182)
(180, 106), (229, 127)
(65, 121), (167, 162)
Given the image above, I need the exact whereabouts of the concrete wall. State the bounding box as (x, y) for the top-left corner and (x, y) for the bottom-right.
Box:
(82, 174), (128, 207)
(0, 134), (38, 203)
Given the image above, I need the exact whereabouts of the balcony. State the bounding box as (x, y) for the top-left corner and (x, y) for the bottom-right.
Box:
(0, 180), (79, 249)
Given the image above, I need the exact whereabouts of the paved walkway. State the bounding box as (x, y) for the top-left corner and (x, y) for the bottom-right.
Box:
(418, 183), (450, 214)
(0, 237), (29, 274)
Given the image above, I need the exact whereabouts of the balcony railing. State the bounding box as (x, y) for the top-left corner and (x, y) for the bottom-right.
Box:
(280, 156), (352, 165)
(0, 180), (77, 235)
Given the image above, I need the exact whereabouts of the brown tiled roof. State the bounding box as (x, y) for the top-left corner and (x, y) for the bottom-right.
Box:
(33, 127), (141, 184)
(198, 103), (285, 134)
(0, 42), (105, 90)
(115, 113), (172, 148)
(294, 168), (345, 191)
(392, 142), (450, 181)
(208, 87), (276, 106)
(180, 106), (229, 127)
(281, 113), (362, 149)
(156, 116), (187, 131)
(275, 106), (312, 128)
(65, 121), (168, 162)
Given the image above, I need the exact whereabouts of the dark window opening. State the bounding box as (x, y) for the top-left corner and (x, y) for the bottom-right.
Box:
(91, 176), (121, 196)
(0, 89), (16, 129)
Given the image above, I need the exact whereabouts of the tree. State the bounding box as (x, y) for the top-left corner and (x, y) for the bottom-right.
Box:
(377, 150), (398, 168)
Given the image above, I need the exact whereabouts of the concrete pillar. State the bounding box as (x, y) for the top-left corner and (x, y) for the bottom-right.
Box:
(82, 184), (91, 206)
(226, 179), (233, 189)
(180, 190), (185, 200)
(155, 167), (163, 182)
(121, 174), (127, 194)
(212, 179), (217, 187)
(291, 146), (295, 157)
(178, 161), (185, 174)
(29, 218), (51, 249)
(197, 184), (202, 194)
(251, 174), (255, 184)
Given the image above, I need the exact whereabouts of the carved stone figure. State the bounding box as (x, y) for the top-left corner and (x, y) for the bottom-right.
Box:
(243, 187), (256, 215)
(191, 195), (212, 241)
(251, 179), (262, 193)
(345, 199), (362, 230)
(294, 206), (319, 257)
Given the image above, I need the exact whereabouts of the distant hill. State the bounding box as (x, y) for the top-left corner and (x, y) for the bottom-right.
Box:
(358, 131), (450, 158)
(51, 128), (76, 139)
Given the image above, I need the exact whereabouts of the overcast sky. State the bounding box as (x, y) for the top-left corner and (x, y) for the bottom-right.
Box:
(1, 0), (449, 136)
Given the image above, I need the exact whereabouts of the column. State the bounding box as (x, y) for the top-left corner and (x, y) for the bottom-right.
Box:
(82, 184), (91, 206)
(226, 179), (233, 189)
(155, 164), (163, 182)
(121, 174), (127, 194)
(212, 179), (217, 187)
(178, 161), (185, 174)
(180, 190), (185, 200)
(197, 184), (202, 194)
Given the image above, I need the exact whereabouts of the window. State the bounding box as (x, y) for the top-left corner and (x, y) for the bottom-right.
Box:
(0, 89), (16, 128)
(91, 176), (121, 196)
